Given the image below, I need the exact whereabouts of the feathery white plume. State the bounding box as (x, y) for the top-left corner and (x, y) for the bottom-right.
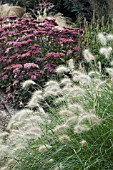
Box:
(56, 65), (68, 74)
(22, 80), (36, 88)
(99, 47), (112, 58)
(97, 33), (107, 46)
(83, 49), (95, 62)
(106, 34), (113, 41)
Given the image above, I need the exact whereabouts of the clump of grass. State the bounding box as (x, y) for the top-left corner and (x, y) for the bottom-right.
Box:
(1, 32), (113, 170)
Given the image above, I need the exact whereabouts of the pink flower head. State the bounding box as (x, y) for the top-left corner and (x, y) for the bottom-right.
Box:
(60, 38), (74, 43)
(4, 64), (23, 70)
(26, 39), (33, 44)
(34, 30), (46, 35)
(14, 74), (18, 78)
(13, 42), (22, 47)
(31, 75), (37, 80)
(31, 49), (40, 55)
(4, 26), (12, 30)
(13, 68), (20, 74)
(0, 28), (3, 33)
(6, 93), (13, 101)
(9, 31), (16, 36)
(21, 52), (31, 58)
(46, 52), (65, 59)
(13, 80), (19, 86)
(18, 75), (23, 80)
(5, 47), (13, 53)
(7, 59), (13, 63)
(24, 63), (39, 69)
(6, 41), (14, 46)
(0, 37), (6, 41)
(2, 75), (8, 80)
(73, 47), (79, 52)
(6, 86), (11, 93)
(66, 50), (73, 55)
(22, 34), (35, 39)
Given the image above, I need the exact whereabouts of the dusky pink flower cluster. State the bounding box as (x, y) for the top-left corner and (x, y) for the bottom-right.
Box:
(0, 16), (84, 102)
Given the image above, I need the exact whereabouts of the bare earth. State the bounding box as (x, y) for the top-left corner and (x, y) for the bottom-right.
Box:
(0, 91), (17, 132)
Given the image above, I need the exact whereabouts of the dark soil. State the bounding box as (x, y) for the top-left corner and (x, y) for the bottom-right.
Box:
(0, 91), (17, 131)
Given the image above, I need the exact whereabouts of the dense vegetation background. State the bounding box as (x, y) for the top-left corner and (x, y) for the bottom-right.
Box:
(1, 1), (113, 170)
(1, 0), (113, 22)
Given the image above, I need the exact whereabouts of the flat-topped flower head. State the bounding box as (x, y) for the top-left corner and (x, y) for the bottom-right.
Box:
(24, 63), (39, 69)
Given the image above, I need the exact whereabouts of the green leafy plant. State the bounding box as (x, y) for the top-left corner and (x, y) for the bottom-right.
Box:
(72, 15), (113, 73)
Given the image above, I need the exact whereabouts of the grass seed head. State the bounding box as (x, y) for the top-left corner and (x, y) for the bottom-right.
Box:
(56, 65), (68, 74)
(60, 78), (72, 86)
(106, 34), (113, 41)
(45, 80), (59, 87)
(59, 109), (73, 116)
(83, 49), (95, 62)
(21, 80), (36, 88)
(68, 104), (84, 113)
(80, 139), (88, 147)
(99, 47), (112, 59)
(53, 124), (69, 133)
(74, 124), (90, 134)
(66, 116), (78, 125)
(59, 134), (70, 142)
(97, 33), (107, 46)
(38, 144), (52, 153)
(68, 59), (75, 71)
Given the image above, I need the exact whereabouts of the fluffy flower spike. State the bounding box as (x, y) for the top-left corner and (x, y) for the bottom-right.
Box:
(22, 80), (36, 88)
